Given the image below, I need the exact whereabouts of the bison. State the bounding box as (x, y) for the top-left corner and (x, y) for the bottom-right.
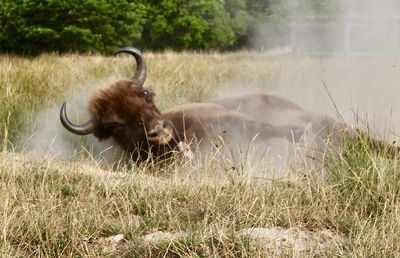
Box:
(60, 47), (399, 163)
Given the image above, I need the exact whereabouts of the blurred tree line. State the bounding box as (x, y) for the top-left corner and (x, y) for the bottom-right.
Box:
(0, 0), (330, 55)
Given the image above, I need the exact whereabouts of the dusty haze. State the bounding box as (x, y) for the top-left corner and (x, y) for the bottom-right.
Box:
(242, 0), (400, 136)
(23, 77), (124, 164)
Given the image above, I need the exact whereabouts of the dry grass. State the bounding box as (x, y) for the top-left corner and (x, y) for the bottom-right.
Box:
(1, 51), (400, 257)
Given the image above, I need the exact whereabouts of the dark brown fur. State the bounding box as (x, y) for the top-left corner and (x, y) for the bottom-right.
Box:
(87, 80), (164, 160)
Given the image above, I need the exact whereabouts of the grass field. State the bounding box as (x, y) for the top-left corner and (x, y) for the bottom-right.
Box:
(1, 51), (400, 257)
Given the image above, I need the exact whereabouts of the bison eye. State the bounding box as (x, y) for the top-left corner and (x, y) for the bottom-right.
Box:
(126, 119), (144, 129)
(142, 90), (152, 102)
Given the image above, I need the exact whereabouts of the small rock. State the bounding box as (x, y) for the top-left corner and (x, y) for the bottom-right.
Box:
(106, 234), (125, 243)
(237, 227), (344, 255)
(142, 231), (187, 245)
(96, 234), (126, 254)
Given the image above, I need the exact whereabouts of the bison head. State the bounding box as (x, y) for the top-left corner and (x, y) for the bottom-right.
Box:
(60, 47), (174, 158)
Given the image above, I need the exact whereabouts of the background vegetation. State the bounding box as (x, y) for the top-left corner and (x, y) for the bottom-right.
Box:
(0, 0), (333, 55)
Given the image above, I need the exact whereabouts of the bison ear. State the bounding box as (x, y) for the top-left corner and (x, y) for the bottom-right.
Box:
(102, 113), (126, 125)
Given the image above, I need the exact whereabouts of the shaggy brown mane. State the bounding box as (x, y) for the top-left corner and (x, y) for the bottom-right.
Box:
(88, 80), (160, 141)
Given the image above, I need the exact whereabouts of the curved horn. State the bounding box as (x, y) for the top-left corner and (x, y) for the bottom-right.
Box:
(60, 102), (96, 135)
(112, 47), (147, 86)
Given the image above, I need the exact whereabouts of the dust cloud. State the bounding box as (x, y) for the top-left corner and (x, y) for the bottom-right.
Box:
(21, 78), (124, 164)
(214, 0), (400, 179)
(243, 0), (400, 136)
